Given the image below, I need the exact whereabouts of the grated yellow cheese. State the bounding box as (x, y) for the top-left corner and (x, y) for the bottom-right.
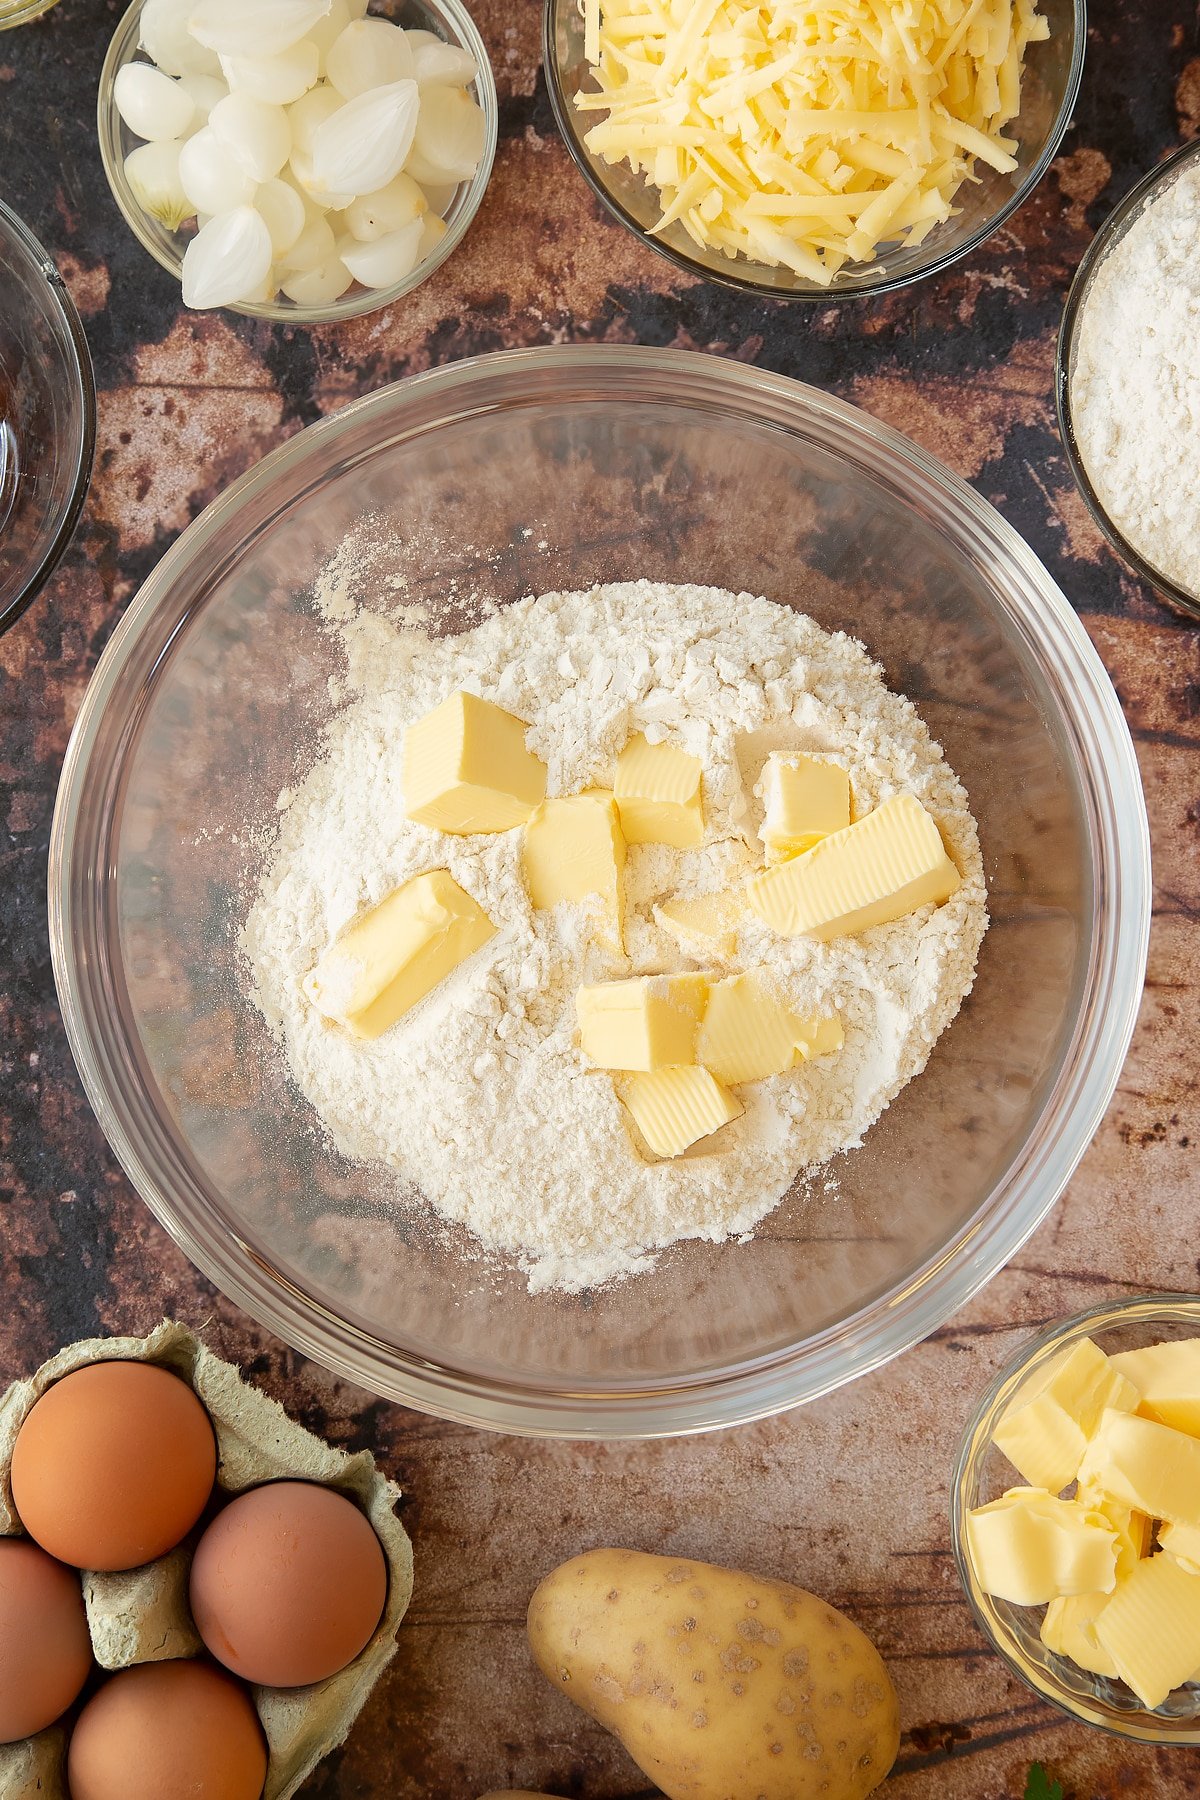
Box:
(575, 0), (1049, 281)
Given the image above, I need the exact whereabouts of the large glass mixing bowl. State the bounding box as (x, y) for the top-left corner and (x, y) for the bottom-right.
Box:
(48, 348), (1150, 1438)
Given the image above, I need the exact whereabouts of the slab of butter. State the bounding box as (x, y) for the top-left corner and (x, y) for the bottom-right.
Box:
(1075, 1478), (1153, 1578)
(404, 690), (547, 834)
(620, 1064), (742, 1158)
(1041, 1590), (1120, 1680)
(1111, 1338), (1200, 1437)
(697, 971), (842, 1086)
(758, 754), (851, 862)
(1093, 1551), (1200, 1709)
(1079, 1409), (1200, 1529)
(745, 792), (961, 940)
(613, 733), (704, 847)
(1159, 1520), (1200, 1577)
(656, 891), (742, 958)
(993, 1338), (1140, 1494)
(964, 1488), (1118, 1607)
(576, 974), (708, 1072)
(522, 790), (626, 947)
(305, 870), (496, 1039)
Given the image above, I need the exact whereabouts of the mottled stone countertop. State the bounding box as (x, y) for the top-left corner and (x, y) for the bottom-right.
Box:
(1, 0), (1199, 1795)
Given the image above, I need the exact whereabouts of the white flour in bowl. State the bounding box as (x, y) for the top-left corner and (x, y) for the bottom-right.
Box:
(1070, 159), (1200, 598)
(242, 580), (987, 1293)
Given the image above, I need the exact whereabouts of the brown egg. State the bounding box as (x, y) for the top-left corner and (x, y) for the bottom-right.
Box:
(67, 1659), (266, 1800)
(0, 1538), (92, 1743)
(189, 1481), (387, 1687)
(11, 1361), (216, 1571)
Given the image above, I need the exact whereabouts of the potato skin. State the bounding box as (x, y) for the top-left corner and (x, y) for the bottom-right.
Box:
(527, 1548), (899, 1800)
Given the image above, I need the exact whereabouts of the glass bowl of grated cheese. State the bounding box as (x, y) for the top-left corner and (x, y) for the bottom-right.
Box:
(48, 346), (1148, 1437)
(544, 0), (1085, 297)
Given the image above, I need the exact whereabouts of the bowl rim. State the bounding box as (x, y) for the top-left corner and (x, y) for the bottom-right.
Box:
(950, 1293), (1200, 1742)
(541, 0), (1087, 301)
(1055, 137), (1200, 621)
(95, 0), (499, 325)
(0, 195), (96, 637)
(0, 0), (60, 27)
(48, 345), (1151, 1438)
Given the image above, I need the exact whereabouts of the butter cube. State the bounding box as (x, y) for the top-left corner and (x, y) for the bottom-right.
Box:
(614, 733), (704, 847)
(1159, 1520), (1200, 1576)
(745, 793), (961, 940)
(795, 1013), (846, 1058)
(1075, 1481), (1153, 1579)
(620, 1065), (742, 1159)
(304, 869), (496, 1039)
(576, 974), (709, 1072)
(758, 754), (851, 862)
(522, 791), (626, 946)
(1078, 1409), (1200, 1529)
(1094, 1552), (1200, 1709)
(993, 1338), (1141, 1494)
(965, 1488), (1118, 1607)
(405, 691), (547, 834)
(1111, 1338), (1200, 1437)
(1041, 1593), (1120, 1679)
(656, 891), (742, 958)
(697, 971), (842, 1086)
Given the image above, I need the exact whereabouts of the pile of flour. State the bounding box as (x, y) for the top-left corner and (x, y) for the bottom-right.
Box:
(242, 580), (987, 1294)
(1071, 161), (1200, 598)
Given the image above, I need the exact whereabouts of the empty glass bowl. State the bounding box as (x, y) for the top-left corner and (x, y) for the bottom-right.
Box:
(97, 0), (498, 324)
(49, 347), (1149, 1437)
(0, 197), (95, 635)
(952, 1296), (1200, 1742)
(543, 0), (1085, 298)
(1056, 139), (1200, 620)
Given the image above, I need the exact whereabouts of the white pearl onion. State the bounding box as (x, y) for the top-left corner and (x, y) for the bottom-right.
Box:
(178, 127), (258, 213)
(208, 93), (292, 181)
(181, 204), (272, 307)
(114, 63), (196, 141)
(325, 18), (414, 98)
(338, 217), (422, 287)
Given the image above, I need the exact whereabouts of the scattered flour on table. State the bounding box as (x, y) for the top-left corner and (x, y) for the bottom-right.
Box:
(1070, 161), (1200, 598)
(242, 580), (988, 1294)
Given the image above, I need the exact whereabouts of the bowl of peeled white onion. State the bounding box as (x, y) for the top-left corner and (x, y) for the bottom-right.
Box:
(97, 0), (497, 321)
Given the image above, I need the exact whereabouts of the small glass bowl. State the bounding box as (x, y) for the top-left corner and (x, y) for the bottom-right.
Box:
(951, 1294), (1200, 1743)
(543, 0), (1085, 300)
(0, 0), (60, 28)
(97, 0), (498, 324)
(1056, 139), (1200, 620)
(0, 196), (96, 635)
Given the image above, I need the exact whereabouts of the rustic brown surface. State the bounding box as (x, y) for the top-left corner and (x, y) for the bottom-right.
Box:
(1, 0), (1199, 1795)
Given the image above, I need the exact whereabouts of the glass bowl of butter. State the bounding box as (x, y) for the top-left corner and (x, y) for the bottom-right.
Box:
(48, 347), (1148, 1438)
(543, 0), (1085, 298)
(953, 1295), (1200, 1742)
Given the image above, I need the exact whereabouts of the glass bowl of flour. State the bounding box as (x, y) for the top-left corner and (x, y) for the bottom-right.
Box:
(1057, 139), (1200, 618)
(48, 347), (1150, 1437)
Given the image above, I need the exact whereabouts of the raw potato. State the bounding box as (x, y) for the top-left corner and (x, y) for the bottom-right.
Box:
(527, 1549), (899, 1800)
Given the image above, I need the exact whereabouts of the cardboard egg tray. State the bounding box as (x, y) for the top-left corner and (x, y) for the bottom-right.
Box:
(0, 1320), (413, 1800)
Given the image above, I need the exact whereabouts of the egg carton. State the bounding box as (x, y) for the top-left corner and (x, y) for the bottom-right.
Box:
(0, 1320), (414, 1800)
